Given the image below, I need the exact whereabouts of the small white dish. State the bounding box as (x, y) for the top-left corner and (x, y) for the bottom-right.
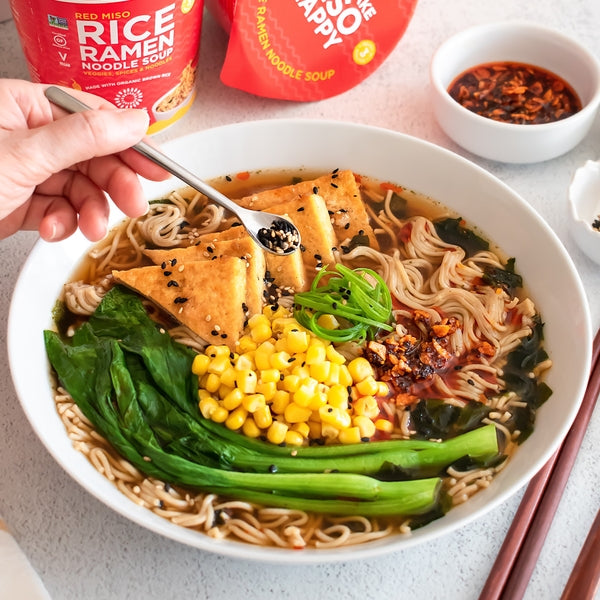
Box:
(429, 22), (600, 163)
(568, 159), (600, 264)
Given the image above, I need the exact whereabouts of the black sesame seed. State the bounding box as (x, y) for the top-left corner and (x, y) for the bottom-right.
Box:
(312, 186), (318, 194)
(163, 270), (172, 276)
(225, 175), (232, 181)
(160, 262), (167, 269)
(174, 297), (188, 304)
(268, 464), (278, 473)
(211, 330), (218, 336)
(221, 333), (228, 339)
(207, 246), (214, 253)
(231, 221), (242, 227)
(167, 280), (179, 287)
(467, 378), (475, 386)
(331, 183), (338, 188)
(360, 437), (370, 442)
(170, 258), (177, 266)
(297, 207), (305, 212)
(344, 223), (350, 230)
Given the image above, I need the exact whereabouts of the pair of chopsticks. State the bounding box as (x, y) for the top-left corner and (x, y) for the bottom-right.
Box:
(479, 327), (600, 600)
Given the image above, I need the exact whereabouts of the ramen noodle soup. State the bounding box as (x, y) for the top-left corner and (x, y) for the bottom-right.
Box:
(45, 170), (552, 549)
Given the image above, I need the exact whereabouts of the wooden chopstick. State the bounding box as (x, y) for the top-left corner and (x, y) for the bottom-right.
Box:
(478, 327), (600, 600)
(560, 507), (600, 600)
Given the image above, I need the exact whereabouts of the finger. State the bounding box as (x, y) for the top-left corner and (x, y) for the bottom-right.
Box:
(78, 154), (150, 219)
(19, 195), (79, 241)
(7, 108), (150, 187)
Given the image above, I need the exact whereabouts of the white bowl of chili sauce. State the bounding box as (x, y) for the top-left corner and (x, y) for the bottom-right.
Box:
(429, 22), (600, 163)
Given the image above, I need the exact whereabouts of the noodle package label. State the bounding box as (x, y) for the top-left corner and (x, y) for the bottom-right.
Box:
(9, 0), (203, 134)
(206, 0), (419, 101)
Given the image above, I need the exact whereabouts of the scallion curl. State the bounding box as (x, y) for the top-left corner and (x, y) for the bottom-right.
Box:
(293, 264), (394, 342)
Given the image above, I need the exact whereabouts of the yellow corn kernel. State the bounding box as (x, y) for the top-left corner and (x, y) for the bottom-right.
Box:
(338, 365), (353, 387)
(237, 335), (257, 353)
(256, 381), (277, 401)
(217, 384), (234, 400)
(242, 393), (265, 413)
(291, 364), (310, 379)
(319, 405), (352, 429)
(293, 378), (319, 407)
(292, 422), (310, 438)
(264, 304), (288, 320)
(198, 388), (212, 402)
(316, 313), (340, 330)
(377, 381), (390, 397)
(270, 317), (295, 333)
(308, 420), (322, 439)
(375, 418), (394, 433)
(192, 354), (211, 376)
(310, 361), (331, 383)
(207, 355), (231, 376)
(211, 406), (229, 423)
(347, 357), (374, 383)
(225, 406), (248, 431)
(250, 320), (272, 344)
(270, 350), (292, 370)
(327, 384), (349, 409)
(307, 390), (328, 411)
(201, 372), (220, 394)
(284, 430), (305, 446)
(220, 367), (238, 389)
(255, 341), (275, 370)
(352, 395), (380, 419)
(248, 313), (270, 328)
(267, 421), (288, 445)
(355, 375), (379, 396)
(254, 405), (273, 429)
(353, 415), (376, 439)
(284, 402), (312, 424)
(306, 342), (327, 365)
(260, 368), (281, 384)
(234, 353), (255, 371)
(236, 369), (257, 394)
(198, 396), (220, 419)
(281, 374), (301, 393)
(270, 390), (290, 414)
(323, 362), (340, 386)
(286, 329), (310, 353)
(321, 422), (340, 440)
(325, 344), (346, 365)
(242, 417), (262, 438)
(338, 426), (362, 445)
(222, 388), (245, 410)
(205, 345), (230, 359)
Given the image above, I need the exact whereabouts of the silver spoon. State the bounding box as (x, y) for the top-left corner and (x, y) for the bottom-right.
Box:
(44, 86), (301, 255)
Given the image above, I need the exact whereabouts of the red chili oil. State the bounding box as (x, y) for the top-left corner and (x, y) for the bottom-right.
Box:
(447, 61), (582, 125)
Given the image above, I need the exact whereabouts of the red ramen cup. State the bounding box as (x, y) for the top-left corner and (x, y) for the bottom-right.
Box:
(10, 0), (204, 134)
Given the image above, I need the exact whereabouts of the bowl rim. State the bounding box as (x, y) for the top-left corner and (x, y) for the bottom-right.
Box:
(429, 20), (600, 132)
(8, 118), (593, 564)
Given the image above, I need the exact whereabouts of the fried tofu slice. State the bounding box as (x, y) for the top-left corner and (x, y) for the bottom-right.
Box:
(264, 196), (336, 268)
(265, 250), (308, 294)
(143, 236), (265, 316)
(237, 170), (379, 250)
(112, 256), (247, 349)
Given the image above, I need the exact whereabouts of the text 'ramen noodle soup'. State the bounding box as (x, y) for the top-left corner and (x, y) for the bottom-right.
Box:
(9, 0), (204, 134)
(205, 0), (419, 101)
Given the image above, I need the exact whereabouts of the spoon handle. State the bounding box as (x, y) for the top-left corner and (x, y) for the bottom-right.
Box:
(43, 86), (243, 216)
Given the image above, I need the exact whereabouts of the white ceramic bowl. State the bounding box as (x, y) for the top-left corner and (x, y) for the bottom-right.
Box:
(430, 22), (600, 163)
(8, 120), (592, 563)
(568, 159), (600, 264)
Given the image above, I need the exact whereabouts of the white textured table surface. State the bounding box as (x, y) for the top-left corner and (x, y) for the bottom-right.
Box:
(1, 2), (600, 599)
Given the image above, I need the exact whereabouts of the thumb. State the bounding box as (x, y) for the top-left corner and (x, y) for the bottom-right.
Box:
(11, 108), (150, 185)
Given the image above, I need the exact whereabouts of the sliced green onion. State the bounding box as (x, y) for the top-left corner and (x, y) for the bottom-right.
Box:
(293, 264), (394, 342)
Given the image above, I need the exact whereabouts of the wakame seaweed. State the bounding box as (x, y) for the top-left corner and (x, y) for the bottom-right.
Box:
(482, 257), (523, 295)
(434, 217), (489, 257)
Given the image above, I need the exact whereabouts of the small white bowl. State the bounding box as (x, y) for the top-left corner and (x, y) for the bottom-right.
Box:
(568, 159), (600, 264)
(429, 22), (600, 163)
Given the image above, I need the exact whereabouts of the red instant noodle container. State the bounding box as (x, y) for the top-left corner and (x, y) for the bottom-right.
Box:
(205, 0), (419, 101)
(9, 0), (204, 134)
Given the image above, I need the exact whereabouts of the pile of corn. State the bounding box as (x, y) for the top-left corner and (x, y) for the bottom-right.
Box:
(192, 305), (394, 446)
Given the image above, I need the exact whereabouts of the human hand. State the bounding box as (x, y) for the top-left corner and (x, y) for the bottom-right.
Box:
(0, 79), (169, 242)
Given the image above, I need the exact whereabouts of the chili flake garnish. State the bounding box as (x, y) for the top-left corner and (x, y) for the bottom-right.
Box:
(448, 61), (582, 125)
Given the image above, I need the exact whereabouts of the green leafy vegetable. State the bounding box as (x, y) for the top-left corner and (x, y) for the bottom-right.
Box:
(44, 286), (503, 519)
(482, 257), (523, 294)
(294, 264), (394, 342)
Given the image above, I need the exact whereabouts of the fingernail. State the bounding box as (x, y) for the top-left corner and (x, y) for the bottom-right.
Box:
(47, 221), (65, 241)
